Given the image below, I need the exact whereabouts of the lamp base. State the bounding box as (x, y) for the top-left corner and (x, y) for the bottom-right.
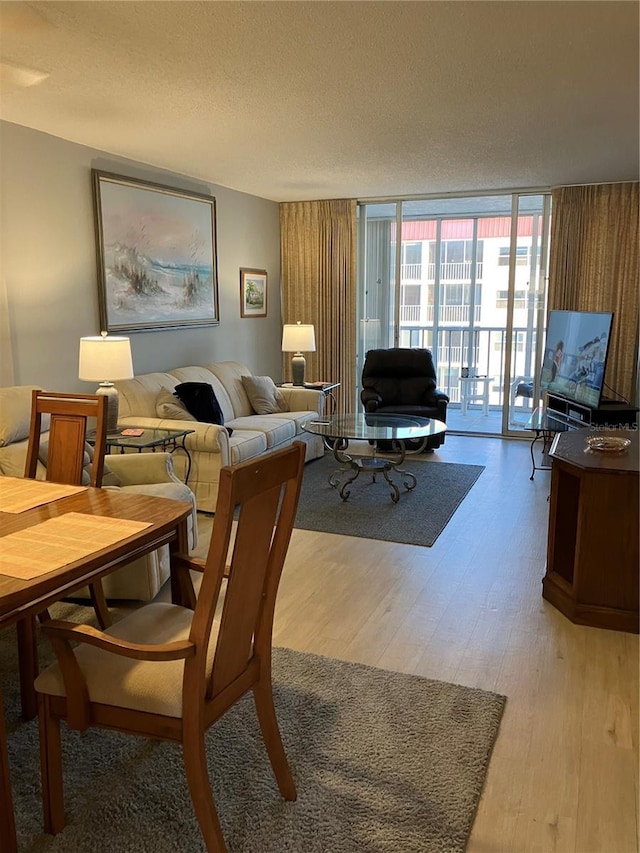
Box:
(291, 354), (306, 386)
(96, 382), (120, 434)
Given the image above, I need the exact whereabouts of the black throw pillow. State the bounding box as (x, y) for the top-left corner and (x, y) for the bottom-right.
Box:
(173, 382), (233, 436)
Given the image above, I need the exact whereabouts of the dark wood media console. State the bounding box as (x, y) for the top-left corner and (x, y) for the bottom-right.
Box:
(543, 428), (639, 633)
(545, 391), (638, 429)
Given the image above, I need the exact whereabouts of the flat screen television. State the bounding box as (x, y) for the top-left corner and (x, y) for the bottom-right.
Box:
(540, 310), (613, 409)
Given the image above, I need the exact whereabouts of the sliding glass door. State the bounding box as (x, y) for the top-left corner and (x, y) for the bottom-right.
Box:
(356, 193), (551, 435)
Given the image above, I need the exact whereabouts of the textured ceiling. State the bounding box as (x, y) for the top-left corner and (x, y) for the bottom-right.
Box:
(0, 1), (638, 202)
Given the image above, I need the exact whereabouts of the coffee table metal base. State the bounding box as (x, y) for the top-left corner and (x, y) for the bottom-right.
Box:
(325, 438), (417, 502)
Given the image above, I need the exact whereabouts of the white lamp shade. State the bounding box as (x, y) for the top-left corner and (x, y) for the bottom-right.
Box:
(281, 323), (316, 353)
(78, 335), (134, 382)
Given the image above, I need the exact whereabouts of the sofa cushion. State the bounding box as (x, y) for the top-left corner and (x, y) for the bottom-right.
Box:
(282, 410), (322, 435)
(241, 375), (288, 415)
(173, 383), (233, 436)
(227, 415), (295, 448)
(228, 430), (268, 464)
(115, 373), (178, 420)
(0, 385), (46, 447)
(34, 601), (220, 717)
(206, 362), (254, 418)
(156, 389), (197, 421)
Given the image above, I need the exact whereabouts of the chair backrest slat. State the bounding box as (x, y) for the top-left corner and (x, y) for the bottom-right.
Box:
(188, 443), (305, 701)
(24, 391), (108, 487)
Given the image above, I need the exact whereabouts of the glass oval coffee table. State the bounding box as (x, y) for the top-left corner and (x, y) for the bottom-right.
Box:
(302, 413), (447, 502)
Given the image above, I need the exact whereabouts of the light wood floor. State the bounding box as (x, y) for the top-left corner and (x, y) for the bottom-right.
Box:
(193, 435), (639, 853)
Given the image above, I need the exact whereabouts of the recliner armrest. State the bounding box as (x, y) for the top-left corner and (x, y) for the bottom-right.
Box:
(361, 389), (383, 412)
(421, 389), (449, 406)
(432, 390), (450, 404)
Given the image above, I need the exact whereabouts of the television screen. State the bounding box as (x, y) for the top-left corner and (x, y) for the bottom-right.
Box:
(540, 310), (613, 409)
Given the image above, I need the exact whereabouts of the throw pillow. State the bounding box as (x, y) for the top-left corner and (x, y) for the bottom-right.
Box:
(173, 382), (233, 436)
(156, 389), (197, 421)
(241, 375), (288, 415)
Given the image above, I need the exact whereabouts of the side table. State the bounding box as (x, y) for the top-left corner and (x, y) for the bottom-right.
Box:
(524, 407), (585, 480)
(458, 376), (492, 416)
(87, 426), (195, 485)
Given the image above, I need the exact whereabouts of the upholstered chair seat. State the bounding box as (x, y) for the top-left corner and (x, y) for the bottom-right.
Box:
(36, 599), (223, 717)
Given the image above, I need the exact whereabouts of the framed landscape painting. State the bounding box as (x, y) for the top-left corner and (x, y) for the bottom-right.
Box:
(92, 170), (219, 332)
(240, 268), (268, 318)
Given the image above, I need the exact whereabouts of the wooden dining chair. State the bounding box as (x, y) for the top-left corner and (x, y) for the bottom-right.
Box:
(24, 390), (108, 491)
(35, 441), (305, 852)
(17, 391), (111, 719)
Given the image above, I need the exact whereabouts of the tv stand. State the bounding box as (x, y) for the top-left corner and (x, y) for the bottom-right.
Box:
(546, 392), (638, 429)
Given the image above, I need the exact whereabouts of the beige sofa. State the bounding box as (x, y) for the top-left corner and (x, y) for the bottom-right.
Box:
(115, 361), (325, 512)
(0, 385), (197, 601)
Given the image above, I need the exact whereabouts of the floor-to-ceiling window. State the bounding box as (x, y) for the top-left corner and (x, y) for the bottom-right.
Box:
(356, 192), (551, 435)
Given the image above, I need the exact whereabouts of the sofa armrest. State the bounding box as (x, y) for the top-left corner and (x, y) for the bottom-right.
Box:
(277, 387), (325, 416)
(105, 452), (182, 486)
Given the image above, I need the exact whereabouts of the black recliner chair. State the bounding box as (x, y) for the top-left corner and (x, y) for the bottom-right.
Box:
(360, 348), (449, 450)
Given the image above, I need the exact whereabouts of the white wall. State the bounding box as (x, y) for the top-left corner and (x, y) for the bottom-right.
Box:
(0, 121), (283, 391)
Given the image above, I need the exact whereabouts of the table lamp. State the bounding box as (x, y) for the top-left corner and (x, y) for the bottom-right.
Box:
(79, 332), (134, 433)
(281, 322), (316, 386)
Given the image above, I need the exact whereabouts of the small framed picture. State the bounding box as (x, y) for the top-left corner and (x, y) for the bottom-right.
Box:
(240, 268), (267, 318)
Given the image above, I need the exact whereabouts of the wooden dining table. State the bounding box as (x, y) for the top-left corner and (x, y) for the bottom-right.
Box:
(0, 478), (194, 853)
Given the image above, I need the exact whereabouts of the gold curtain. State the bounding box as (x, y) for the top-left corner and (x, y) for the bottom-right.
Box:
(548, 182), (639, 405)
(280, 199), (357, 412)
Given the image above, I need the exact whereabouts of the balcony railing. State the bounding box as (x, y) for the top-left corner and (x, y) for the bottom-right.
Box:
(401, 263), (422, 281)
(401, 304), (421, 322)
(397, 323), (540, 407)
(400, 261), (484, 282)
(400, 304), (482, 324)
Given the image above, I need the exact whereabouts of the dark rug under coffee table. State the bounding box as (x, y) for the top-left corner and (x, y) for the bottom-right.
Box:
(295, 454), (484, 547)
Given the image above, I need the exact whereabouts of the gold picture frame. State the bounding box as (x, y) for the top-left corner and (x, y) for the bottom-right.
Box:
(92, 170), (219, 332)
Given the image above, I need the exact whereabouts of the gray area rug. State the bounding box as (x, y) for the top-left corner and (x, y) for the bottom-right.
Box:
(3, 628), (505, 853)
(295, 455), (485, 547)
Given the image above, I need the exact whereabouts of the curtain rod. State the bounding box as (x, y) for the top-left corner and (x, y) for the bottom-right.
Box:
(357, 179), (637, 205)
(357, 186), (551, 204)
(551, 179), (639, 190)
